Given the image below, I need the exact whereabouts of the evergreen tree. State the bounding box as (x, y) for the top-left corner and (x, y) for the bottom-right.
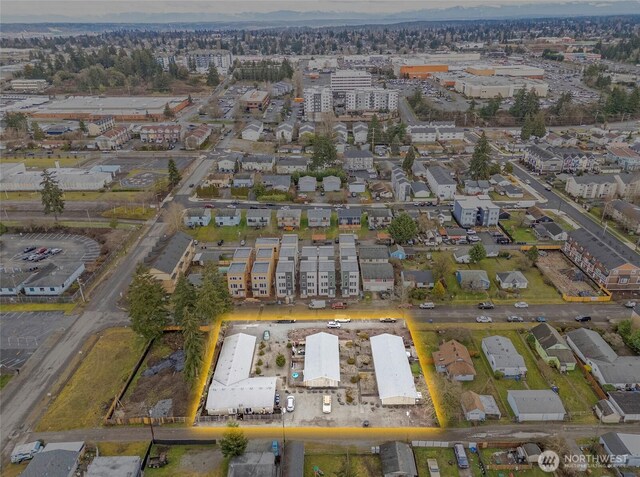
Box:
(504, 162), (514, 174)
(128, 265), (168, 341)
(432, 281), (446, 299)
(390, 135), (401, 156)
(310, 135), (337, 170)
(220, 422), (248, 458)
(469, 132), (491, 180)
(78, 120), (88, 133)
(40, 170), (65, 220)
(367, 115), (382, 145)
(168, 158), (181, 187)
(194, 264), (232, 324)
(402, 147), (415, 174)
(388, 213), (418, 244)
(531, 111), (547, 138)
(32, 122), (45, 141)
(520, 115), (533, 141)
(182, 307), (204, 385)
(172, 274), (196, 325)
(526, 246), (540, 264)
(469, 243), (487, 263)
(163, 103), (174, 118)
(206, 64), (220, 87)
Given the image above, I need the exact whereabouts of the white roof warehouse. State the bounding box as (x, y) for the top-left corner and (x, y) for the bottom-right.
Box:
(303, 332), (340, 388)
(370, 333), (419, 406)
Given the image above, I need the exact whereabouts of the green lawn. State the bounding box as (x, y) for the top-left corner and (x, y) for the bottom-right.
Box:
(2, 190), (147, 202)
(414, 447), (460, 477)
(0, 155), (91, 168)
(0, 374), (13, 390)
(501, 211), (537, 243)
(102, 205), (156, 221)
(544, 211), (576, 231)
(37, 328), (147, 431)
(144, 445), (227, 477)
(0, 303), (76, 314)
(97, 441), (149, 458)
(304, 453), (382, 477)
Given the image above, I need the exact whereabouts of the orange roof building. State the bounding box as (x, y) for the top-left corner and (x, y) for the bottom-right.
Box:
(400, 64), (449, 79)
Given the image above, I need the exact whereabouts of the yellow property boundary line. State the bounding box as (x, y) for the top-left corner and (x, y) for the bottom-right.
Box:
(186, 309), (449, 439)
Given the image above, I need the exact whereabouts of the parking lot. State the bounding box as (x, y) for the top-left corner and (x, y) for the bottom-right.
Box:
(0, 233), (101, 269)
(204, 320), (436, 429)
(0, 311), (76, 370)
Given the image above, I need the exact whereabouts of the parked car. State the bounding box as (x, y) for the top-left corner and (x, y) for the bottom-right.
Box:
(334, 317), (351, 323)
(398, 303), (413, 309)
(478, 302), (495, 310)
(217, 240), (224, 246)
(274, 393), (280, 406)
(308, 300), (327, 309)
(23, 246), (36, 254)
(240, 240), (246, 246)
(331, 301), (347, 310)
(327, 321), (341, 329)
(262, 330), (270, 340)
(575, 315), (592, 322)
(379, 318), (397, 323)
(322, 395), (332, 414)
(624, 301), (637, 308)
(276, 319), (296, 323)
(535, 316), (547, 322)
(507, 316), (524, 322)
(49, 248), (62, 255)
(419, 302), (435, 309)
(514, 302), (529, 308)
(476, 315), (493, 323)
(286, 395), (295, 412)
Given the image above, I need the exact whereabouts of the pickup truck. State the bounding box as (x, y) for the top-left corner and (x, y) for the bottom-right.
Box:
(308, 300), (327, 309)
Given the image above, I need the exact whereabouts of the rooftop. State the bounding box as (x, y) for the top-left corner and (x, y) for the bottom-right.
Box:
(304, 332), (340, 383)
(371, 334), (418, 401)
(508, 390), (566, 415)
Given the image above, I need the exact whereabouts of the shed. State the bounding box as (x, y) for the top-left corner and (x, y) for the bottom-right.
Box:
(507, 390), (567, 422)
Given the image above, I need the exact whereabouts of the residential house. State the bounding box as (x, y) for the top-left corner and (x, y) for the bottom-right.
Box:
(379, 441), (418, 477)
(524, 145), (563, 173)
(86, 116), (115, 136)
(183, 207), (212, 227)
(276, 122), (294, 143)
(359, 245), (389, 263)
(343, 150), (374, 171)
(609, 200), (640, 234)
(460, 391), (502, 421)
(205, 173), (232, 188)
(433, 340), (476, 381)
(500, 184), (524, 198)
(368, 208), (393, 229)
(217, 156), (238, 173)
(95, 126), (130, 150)
(298, 176), (317, 192)
(456, 270), (490, 290)
(215, 209), (241, 226)
(277, 209), (302, 229)
(299, 246), (336, 298)
(490, 174), (511, 187)
(389, 245), (407, 260)
(530, 323), (577, 371)
(438, 127), (465, 141)
(401, 270), (434, 289)
(340, 259), (360, 298)
(352, 122), (368, 144)
(464, 180), (492, 195)
(496, 271), (528, 289)
(233, 173), (255, 188)
(227, 248), (254, 298)
(298, 123), (315, 139)
(140, 124), (181, 143)
(426, 166), (457, 201)
(525, 206), (553, 225)
(184, 124), (211, 150)
(411, 181), (430, 198)
(333, 123), (348, 143)
(338, 208), (362, 230)
(599, 432), (640, 467)
(322, 175), (341, 192)
(275, 238), (298, 298)
(146, 232), (196, 293)
(481, 335), (527, 378)
(241, 122), (263, 141)
(246, 209), (272, 228)
(411, 161), (428, 179)
(606, 392), (640, 422)
(614, 173), (640, 201)
(563, 230), (640, 292)
(241, 155), (274, 172)
(251, 249), (276, 298)
(552, 147), (596, 173)
(566, 328), (640, 388)
(20, 442), (84, 477)
(392, 167), (412, 202)
(348, 178), (367, 195)
(507, 390), (567, 422)
(533, 222), (568, 241)
(276, 157), (308, 174)
(409, 125), (438, 143)
(307, 208), (332, 228)
(453, 195), (500, 227)
(360, 263), (395, 292)
(262, 174), (291, 192)
(565, 174), (618, 199)
(608, 145), (640, 172)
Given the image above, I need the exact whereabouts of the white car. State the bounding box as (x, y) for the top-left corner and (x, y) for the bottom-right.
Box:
(322, 395), (332, 414)
(419, 302), (435, 309)
(476, 315), (493, 323)
(227, 204), (236, 209)
(525, 179), (531, 185)
(468, 235), (481, 242)
(334, 317), (351, 323)
(514, 302), (529, 308)
(327, 321), (341, 329)
(286, 395), (295, 412)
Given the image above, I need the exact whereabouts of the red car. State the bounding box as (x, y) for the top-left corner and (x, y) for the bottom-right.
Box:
(331, 301), (347, 310)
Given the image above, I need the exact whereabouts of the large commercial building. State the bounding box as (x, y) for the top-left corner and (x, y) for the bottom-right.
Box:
(24, 95), (189, 121)
(0, 164), (114, 191)
(453, 77), (549, 99)
(330, 70), (372, 93)
(370, 334), (419, 406)
(399, 64), (449, 79)
(303, 86), (333, 121)
(345, 88), (398, 112)
(466, 64), (545, 79)
(239, 89), (270, 112)
(10, 79), (48, 93)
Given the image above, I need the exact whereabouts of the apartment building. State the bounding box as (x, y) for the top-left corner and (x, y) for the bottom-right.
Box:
(565, 175), (618, 199)
(343, 150), (374, 171)
(453, 195), (500, 227)
(275, 235), (299, 299)
(563, 230), (640, 292)
(251, 247), (277, 298)
(227, 247), (254, 298)
(307, 208), (332, 228)
(299, 246), (336, 298)
(187, 50), (233, 73)
(303, 86), (333, 121)
(391, 167), (412, 202)
(184, 124), (211, 150)
(145, 232), (196, 293)
(426, 166), (457, 201)
(330, 70), (372, 93)
(241, 155), (274, 172)
(339, 234), (360, 297)
(524, 145), (563, 173)
(139, 124), (181, 143)
(10, 79), (48, 93)
(352, 122), (368, 144)
(277, 209), (302, 229)
(95, 126), (130, 151)
(345, 88), (399, 112)
(86, 116), (115, 136)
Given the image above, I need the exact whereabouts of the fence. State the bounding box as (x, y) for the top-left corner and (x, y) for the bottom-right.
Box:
(196, 413), (279, 424)
(575, 356), (608, 401)
(106, 416), (189, 426)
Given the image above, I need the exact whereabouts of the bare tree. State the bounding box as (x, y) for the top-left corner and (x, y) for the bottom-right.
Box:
(165, 202), (186, 233)
(207, 96), (222, 118)
(292, 70), (304, 97)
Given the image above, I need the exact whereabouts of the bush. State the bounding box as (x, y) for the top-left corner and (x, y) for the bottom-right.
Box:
(195, 185), (220, 198)
(494, 371), (504, 380)
(259, 350), (265, 356)
(347, 357), (356, 365)
(350, 375), (360, 384)
(286, 342), (292, 348)
(259, 341), (266, 349)
(257, 359), (263, 366)
(276, 354), (286, 367)
(255, 367), (262, 375)
(409, 288), (428, 300)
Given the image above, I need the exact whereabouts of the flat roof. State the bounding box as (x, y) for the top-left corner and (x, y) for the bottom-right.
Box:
(25, 95), (187, 115)
(370, 333), (418, 402)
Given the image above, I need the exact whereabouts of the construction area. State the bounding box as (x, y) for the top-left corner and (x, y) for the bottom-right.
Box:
(197, 320), (436, 429)
(536, 252), (604, 297)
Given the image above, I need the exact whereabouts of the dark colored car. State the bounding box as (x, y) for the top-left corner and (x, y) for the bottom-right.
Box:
(379, 318), (397, 323)
(23, 246), (36, 253)
(276, 319), (296, 323)
(536, 316), (547, 322)
(575, 315), (592, 322)
(217, 240), (224, 246)
(478, 302), (495, 310)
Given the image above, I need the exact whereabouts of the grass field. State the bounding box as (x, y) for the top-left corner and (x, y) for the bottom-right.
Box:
(414, 251), (563, 305)
(419, 326), (598, 426)
(0, 374), (13, 390)
(97, 441), (150, 458)
(0, 155), (91, 168)
(2, 190), (147, 202)
(414, 447), (461, 477)
(1, 462), (27, 477)
(102, 205), (157, 221)
(37, 328), (146, 431)
(304, 453), (383, 477)
(0, 303), (76, 314)
(144, 445), (227, 477)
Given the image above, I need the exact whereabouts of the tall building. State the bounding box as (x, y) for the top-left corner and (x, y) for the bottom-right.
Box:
(188, 50), (233, 73)
(345, 88), (399, 112)
(330, 70), (372, 93)
(303, 86), (333, 121)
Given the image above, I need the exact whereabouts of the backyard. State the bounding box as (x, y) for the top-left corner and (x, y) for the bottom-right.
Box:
(500, 211), (537, 243)
(37, 328), (146, 431)
(144, 444), (227, 477)
(304, 449), (382, 477)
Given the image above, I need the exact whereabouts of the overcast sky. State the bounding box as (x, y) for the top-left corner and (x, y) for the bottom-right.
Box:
(2, 0), (632, 18)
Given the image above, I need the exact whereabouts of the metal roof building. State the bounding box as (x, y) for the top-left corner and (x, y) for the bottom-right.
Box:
(86, 456), (142, 477)
(303, 332), (341, 388)
(206, 333), (277, 415)
(507, 390), (567, 422)
(370, 333), (418, 406)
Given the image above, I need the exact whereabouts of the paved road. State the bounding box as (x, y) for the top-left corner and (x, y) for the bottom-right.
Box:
(512, 163), (639, 265)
